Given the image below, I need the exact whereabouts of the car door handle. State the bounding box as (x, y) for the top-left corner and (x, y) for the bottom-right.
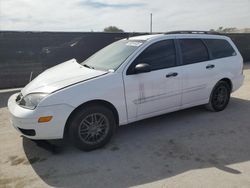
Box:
(166, 72), (178, 78)
(206, 64), (215, 69)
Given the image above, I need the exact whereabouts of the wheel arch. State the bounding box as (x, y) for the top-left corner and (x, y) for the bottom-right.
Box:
(219, 78), (233, 92)
(63, 99), (119, 138)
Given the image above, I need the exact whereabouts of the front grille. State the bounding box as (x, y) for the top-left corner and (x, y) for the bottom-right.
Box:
(18, 128), (36, 136)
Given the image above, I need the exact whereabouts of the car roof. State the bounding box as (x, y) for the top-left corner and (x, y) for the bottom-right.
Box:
(128, 34), (164, 41)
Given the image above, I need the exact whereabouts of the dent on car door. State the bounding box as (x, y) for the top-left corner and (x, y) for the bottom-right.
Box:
(124, 39), (182, 121)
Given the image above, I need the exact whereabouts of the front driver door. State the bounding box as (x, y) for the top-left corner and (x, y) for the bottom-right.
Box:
(123, 39), (182, 122)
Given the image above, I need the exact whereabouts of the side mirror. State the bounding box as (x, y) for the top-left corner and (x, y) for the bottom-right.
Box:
(134, 63), (151, 74)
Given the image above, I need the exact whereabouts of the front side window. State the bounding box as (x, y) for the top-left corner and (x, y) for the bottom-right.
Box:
(179, 39), (209, 65)
(128, 40), (176, 73)
(204, 39), (236, 59)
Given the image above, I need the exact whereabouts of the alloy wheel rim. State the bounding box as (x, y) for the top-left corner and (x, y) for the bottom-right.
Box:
(213, 85), (228, 108)
(78, 113), (109, 144)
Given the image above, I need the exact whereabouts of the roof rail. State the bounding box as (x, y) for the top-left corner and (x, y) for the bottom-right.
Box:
(165, 30), (221, 35)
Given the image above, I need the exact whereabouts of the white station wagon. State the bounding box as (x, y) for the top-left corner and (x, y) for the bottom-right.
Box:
(8, 31), (244, 150)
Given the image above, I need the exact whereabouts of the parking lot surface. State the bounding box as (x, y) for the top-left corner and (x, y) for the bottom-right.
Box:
(0, 64), (250, 188)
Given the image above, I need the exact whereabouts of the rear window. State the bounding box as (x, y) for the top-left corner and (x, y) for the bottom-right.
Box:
(179, 39), (209, 65)
(204, 39), (236, 59)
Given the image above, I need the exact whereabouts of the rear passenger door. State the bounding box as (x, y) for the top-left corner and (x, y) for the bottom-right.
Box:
(178, 38), (218, 106)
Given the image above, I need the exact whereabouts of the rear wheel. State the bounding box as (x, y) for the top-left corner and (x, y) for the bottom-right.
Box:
(206, 81), (231, 112)
(69, 105), (116, 151)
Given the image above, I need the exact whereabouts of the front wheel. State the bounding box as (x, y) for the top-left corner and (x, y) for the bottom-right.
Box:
(69, 105), (116, 151)
(206, 81), (231, 112)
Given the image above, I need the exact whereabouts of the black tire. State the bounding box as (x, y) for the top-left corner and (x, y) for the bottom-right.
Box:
(69, 105), (116, 151)
(205, 81), (231, 112)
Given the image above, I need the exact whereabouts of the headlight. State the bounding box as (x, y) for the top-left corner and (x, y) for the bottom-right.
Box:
(19, 93), (49, 109)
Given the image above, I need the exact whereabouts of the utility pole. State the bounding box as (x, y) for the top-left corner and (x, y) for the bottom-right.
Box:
(150, 13), (153, 34)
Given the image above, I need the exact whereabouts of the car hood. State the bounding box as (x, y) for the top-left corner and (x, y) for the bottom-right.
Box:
(21, 59), (108, 96)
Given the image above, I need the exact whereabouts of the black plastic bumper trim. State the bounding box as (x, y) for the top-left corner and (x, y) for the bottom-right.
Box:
(18, 128), (36, 136)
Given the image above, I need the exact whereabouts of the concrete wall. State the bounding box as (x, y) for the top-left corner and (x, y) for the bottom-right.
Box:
(0, 31), (250, 89)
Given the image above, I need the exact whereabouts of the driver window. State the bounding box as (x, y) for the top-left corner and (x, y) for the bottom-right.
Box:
(127, 39), (176, 74)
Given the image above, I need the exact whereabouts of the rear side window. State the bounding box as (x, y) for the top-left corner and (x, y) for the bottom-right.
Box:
(179, 39), (209, 65)
(133, 40), (176, 71)
(204, 39), (236, 59)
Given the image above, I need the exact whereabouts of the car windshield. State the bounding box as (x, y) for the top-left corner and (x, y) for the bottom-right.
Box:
(80, 39), (144, 71)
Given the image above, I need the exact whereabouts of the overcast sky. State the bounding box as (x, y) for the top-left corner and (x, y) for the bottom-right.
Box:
(0, 0), (249, 32)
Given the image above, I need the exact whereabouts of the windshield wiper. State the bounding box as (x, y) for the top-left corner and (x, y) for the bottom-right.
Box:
(83, 64), (109, 72)
(83, 64), (95, 69)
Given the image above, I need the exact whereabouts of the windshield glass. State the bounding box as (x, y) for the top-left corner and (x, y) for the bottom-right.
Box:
(81, 39), (144, 71)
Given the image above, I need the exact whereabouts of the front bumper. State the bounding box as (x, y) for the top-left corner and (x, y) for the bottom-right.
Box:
(8, 93), (74, 140)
